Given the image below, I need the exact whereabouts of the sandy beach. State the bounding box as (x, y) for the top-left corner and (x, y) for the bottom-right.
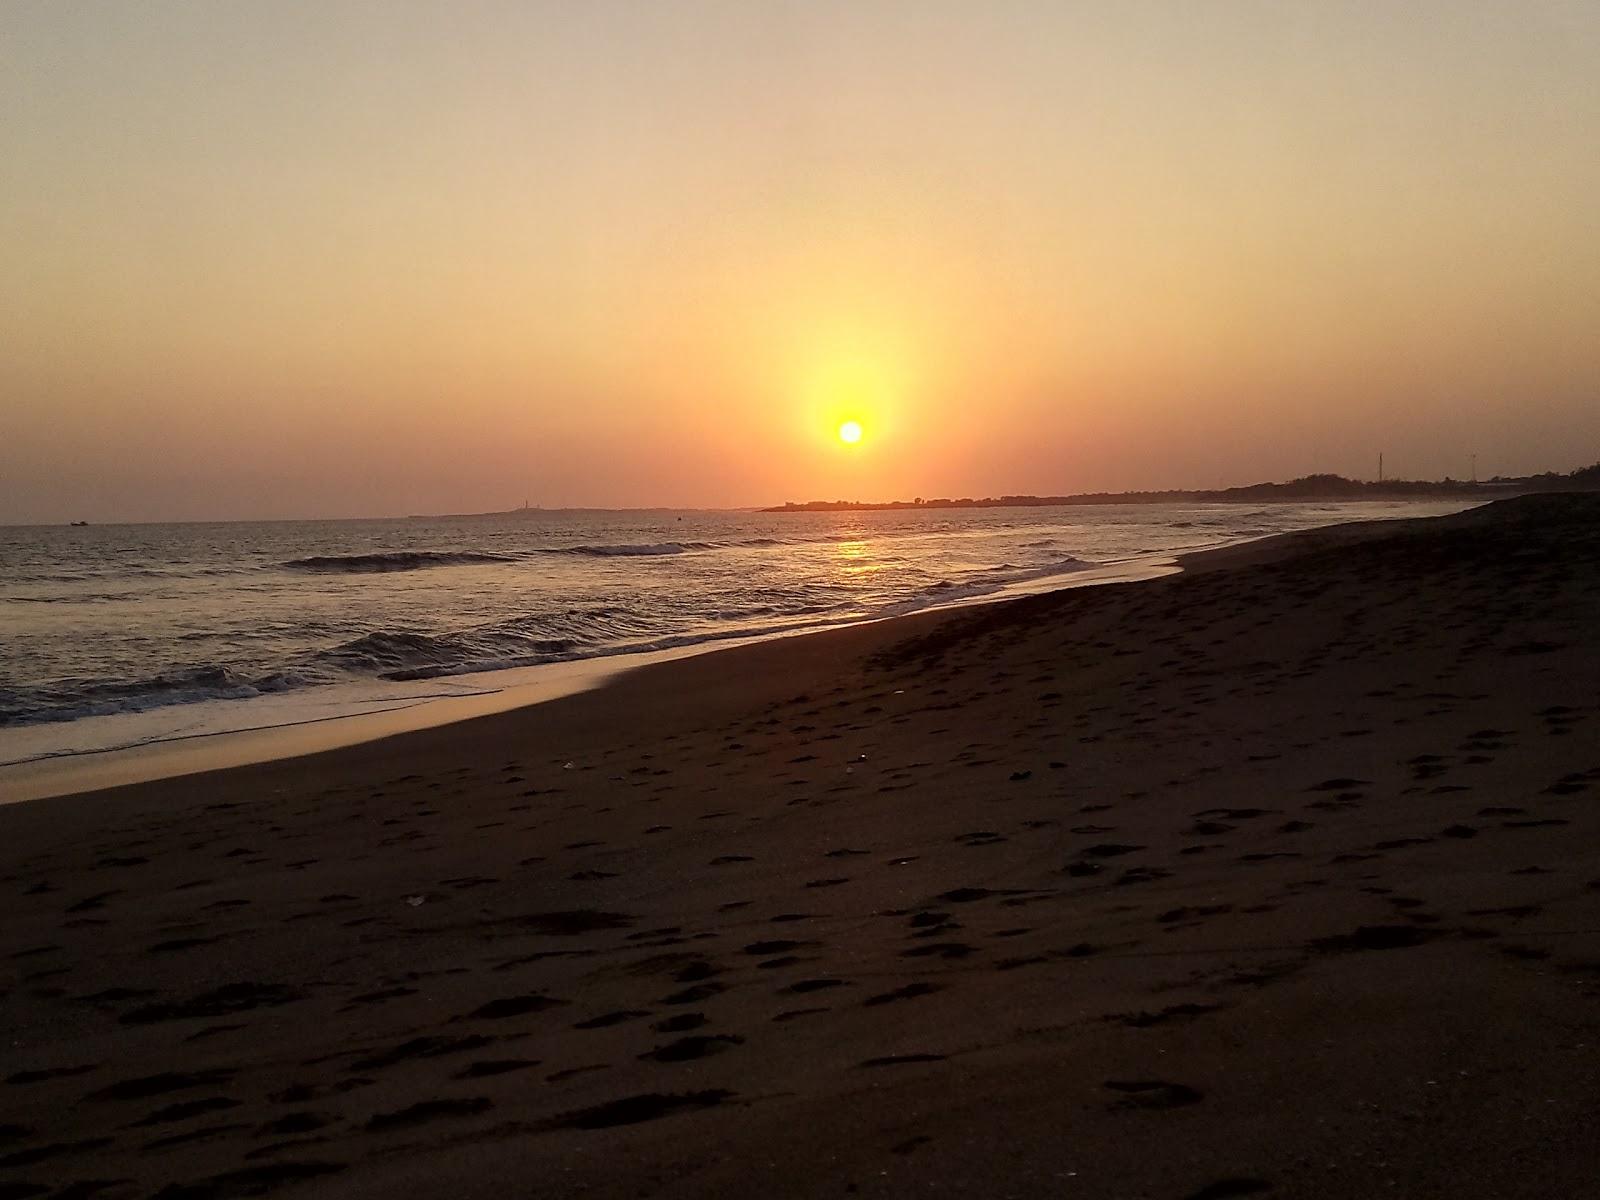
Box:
(3, 493), (1598, 1200)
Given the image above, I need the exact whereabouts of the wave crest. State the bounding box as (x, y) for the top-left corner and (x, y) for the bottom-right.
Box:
(544, 541), (719, 558)
(280, 551), (517, 573)
(0, 664), (319, 727)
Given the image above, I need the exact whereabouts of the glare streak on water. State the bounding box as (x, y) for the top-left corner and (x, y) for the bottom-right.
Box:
(0, 500), (1476, 765)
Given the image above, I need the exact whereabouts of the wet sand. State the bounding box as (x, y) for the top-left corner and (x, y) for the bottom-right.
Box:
(2, 493), (1598, 1199)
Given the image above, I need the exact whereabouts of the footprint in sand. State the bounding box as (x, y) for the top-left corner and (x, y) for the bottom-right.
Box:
(863, 983), (940, 1007)
(366, 1098), (491, 1132)
(541, 1091), (731, 1130)
(1103, 1080), (1204, 1109)
(639, 1035), (744, 1062)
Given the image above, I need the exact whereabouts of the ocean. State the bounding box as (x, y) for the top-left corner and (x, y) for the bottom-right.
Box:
(0, 499), (1476, 771)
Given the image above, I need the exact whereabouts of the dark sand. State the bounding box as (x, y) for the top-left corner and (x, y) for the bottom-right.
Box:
(3, 494), (1598, 1199)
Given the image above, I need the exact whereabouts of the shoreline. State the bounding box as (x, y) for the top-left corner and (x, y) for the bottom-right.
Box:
(1, 501), (1482, 808)
(1, 554), (1187, 806)
(6, 499), (1484, 809)
(3, 498), (1485, 807)
(0, 491), (1595, 1198)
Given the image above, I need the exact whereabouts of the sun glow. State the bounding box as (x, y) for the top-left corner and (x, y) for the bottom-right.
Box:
(794, 336), (908, 458)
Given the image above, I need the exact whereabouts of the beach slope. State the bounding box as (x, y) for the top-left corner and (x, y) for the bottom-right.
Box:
(2, 494), (1598, 1199)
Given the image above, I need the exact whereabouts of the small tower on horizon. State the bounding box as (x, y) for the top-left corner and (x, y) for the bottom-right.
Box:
(1378, 452), (1384, 483)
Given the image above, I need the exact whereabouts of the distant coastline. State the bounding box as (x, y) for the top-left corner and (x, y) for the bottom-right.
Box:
(760, 465), (1600, 513)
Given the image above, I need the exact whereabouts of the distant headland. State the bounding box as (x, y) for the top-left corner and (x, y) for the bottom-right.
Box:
(761, 464), (1600, 513)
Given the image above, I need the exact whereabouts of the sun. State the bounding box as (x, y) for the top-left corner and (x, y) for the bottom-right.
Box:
(837, 420), (863, 445)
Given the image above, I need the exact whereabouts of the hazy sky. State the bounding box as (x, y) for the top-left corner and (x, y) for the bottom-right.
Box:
(3, 1), (1597, 522)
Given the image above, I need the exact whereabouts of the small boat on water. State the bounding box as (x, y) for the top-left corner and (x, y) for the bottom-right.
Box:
(69, 520), (89, 526)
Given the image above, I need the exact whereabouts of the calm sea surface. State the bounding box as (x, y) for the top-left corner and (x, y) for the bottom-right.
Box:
(0, 500), (1475, 766)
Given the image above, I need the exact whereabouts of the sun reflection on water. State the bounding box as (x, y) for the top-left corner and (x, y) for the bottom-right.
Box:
(834, 539), (884, 576)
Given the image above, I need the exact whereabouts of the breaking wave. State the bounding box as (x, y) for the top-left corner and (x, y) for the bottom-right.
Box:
(280, 551), (518, 573)
(541, 541), (721, 557)
(0, 665), (323, 726)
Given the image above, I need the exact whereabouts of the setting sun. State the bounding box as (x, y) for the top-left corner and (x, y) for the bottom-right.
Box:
(838, 420), (863, 445)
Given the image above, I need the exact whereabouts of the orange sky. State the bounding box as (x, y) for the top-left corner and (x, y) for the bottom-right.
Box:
(3, 1), (1597, 522)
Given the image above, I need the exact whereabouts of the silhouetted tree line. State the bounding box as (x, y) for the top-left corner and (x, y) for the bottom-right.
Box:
(764, 462), (1600, 512)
